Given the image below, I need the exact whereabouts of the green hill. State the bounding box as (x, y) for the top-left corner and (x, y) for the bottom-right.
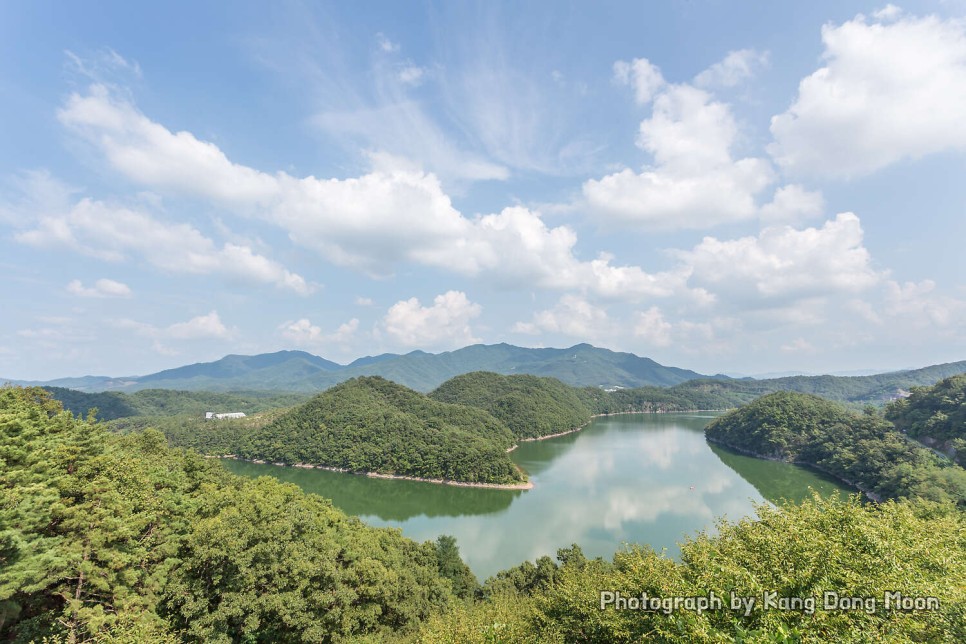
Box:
(887, 374), (966, 465)
(236, 377), (524, 485)
(43, 386), (310, 421)
(11, 343), (710, 393)
(0, 386), (464, 642)
(430, 372), (592, 439)
(706, 391), (966, 506)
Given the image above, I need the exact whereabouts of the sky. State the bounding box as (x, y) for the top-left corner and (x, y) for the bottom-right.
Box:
(1, 0), (965, 380)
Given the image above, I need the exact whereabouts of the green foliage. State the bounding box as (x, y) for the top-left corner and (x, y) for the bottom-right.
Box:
(420, 496), (966, 642)
(707, 391), (966, 507)
(44, 386), (310, 422)
(0, 386), (458, 642)
(430, 372), (592, 439)
(238, 377), (525, 485)
(887, 375), (966, 466)
(434, 536), (480, 599)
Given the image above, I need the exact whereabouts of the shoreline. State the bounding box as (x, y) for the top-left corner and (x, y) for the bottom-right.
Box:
(213, 455), (534, 490)
(704, 437), (881, 502)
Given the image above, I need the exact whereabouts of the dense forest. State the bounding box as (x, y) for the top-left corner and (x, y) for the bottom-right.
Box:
(228, 377), (525, 485)
(706, 391), (966, 507)
(44, 386), (310, 421)
(4, 386), (966, 641)
(0, 387), (462, 642)
(887, 375), (966, 466)
(430, 372), (592, 439)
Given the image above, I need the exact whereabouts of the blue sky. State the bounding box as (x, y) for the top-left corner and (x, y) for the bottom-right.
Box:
(2, 0), (965, 380)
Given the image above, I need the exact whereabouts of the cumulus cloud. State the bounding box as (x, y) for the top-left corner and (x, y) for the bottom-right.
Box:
(613, 58), (665, 104)
(55, 85), (687, 300)
(677, 213), (881, 301)
(67, 278), (132, 298)
(769, 11), (966, 178)
(382, 291), (482, 348)
(884, 279), (965, 326)
(759, 184), (825, 224)
(513, 295), (614, 344)
(633, 307), (673, 347)
(694, 49), (770, 88)
(280, 317), (359, 347)
(118, 311), (236, 341)
(584, 83), (775, 229)
(17, 198), (311, 294)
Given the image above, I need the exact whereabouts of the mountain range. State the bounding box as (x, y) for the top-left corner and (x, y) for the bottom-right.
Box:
(5, 343), (966, 403)
(4, 343), (710, 393)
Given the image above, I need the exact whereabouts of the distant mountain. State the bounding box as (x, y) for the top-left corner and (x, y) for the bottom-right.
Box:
(9, 344), (966, 402)
(13, 343), (709, 393)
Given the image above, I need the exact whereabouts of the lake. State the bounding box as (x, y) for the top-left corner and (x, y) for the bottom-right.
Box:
(222, 413), (852, 579)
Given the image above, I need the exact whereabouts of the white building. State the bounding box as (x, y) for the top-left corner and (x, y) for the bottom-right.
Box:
(205, 411), (247, 420)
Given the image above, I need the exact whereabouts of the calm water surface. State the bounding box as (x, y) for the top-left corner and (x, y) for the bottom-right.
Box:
(222, 413), (851, 578)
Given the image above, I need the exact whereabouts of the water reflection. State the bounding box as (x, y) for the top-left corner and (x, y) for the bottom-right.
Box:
(224, 413), (851, 579)
(221, 459), (522, 520)
(707, 443), (854, 505)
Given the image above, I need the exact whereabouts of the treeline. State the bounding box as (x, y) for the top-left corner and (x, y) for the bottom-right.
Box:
(429, 371), (592, 439)
(887, 375), (966, 466)
(231, 377), (524, 485)
(0, 386), (467, 643)
(43, 386), (310, 421)
(706, 391), (966, 507)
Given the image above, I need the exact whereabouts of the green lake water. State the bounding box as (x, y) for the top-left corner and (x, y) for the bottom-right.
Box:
(222, 413), (852, 579)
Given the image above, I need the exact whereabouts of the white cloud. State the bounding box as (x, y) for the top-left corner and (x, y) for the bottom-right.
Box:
(398, 65), (425, 86)
(382, 291), (481, 348)
(781, 337), (815, 353)
(759, 184), (825, 224)
(60, 85), (279, 205)
(584, 84), (775, 229)
(633, 307), (673, 347)
(613, 58), (665, 104)
(117, 310), (235, 341)
(55, 86), (685, 300)
(694, 49), (770, 88)
(280, 317), (359, 347)
(355, 296), (374, 306)
(16, 198), (311, 294)
(884, 279), (965, 326)
(376, 33), (399, 53)
(873, 4), (903, 21)
(769, 11), (966, 178)
(514, 295), (612, 341)
(166, 311), (233, 340)
(67, 278), (132, 298)
(678, 213), (881, 300)
(65, 48), (142, 82)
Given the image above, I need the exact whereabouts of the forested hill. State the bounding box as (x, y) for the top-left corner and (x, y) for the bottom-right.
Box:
(43, 386), (310, 421)
(887, 375), (966, 466)
(0, 386), (463, 642)
(8, 343), (710, 392)
(230, 377), (525, 485)
(430, 372), (592, 439)
(706, 391), (966, 507)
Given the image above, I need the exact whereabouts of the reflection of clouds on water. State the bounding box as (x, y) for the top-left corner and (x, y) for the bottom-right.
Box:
(601, 485), (710, 531)
(631, 428), (703, 470)
(553, 447), (616, 487)
(235, 415), (830, 579)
